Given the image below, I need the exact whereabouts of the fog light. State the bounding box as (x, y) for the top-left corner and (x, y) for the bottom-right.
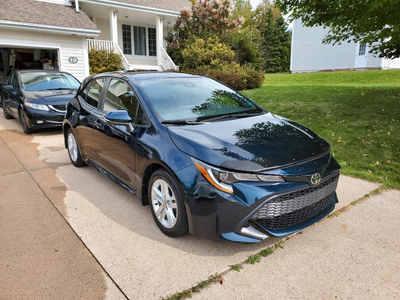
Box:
(36, 120), (44, 124)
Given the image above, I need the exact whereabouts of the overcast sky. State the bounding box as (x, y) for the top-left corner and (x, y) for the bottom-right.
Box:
(249, 0), (262, 9)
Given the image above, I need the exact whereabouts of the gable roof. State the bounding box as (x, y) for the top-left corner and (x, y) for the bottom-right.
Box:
(95, 0), (192, 13)
(0, 0), (99, 35)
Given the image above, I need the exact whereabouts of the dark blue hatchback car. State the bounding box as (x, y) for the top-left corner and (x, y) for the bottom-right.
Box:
(63, 72), (340, 243)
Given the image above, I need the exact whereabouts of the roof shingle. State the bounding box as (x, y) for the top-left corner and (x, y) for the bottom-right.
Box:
(0, 0), (98, 31)
(108, 0), (192, 13)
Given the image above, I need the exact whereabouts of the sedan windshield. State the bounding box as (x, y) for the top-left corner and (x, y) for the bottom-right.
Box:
(20, 72), (80, 92)
(138, 77), (264, 122)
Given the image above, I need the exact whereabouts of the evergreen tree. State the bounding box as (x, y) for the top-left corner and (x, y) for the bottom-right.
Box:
(260, 8), (291, 73)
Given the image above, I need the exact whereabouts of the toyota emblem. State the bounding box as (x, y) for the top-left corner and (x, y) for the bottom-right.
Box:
(310, 173), (321, 186)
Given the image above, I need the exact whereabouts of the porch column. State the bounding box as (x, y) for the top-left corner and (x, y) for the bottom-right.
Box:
(110, 10), (118, 45)
(156, 16), (164, 67)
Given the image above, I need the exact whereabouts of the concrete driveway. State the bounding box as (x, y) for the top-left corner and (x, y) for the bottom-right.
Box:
(1, 109), (399, 299)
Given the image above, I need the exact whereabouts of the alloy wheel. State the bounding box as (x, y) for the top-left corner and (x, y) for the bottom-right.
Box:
(67, 132), (78, 162)
(151, 179), (178, 229)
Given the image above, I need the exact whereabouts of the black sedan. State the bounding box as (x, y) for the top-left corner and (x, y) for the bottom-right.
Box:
(2, 70), (80, 133)
(63, 72), (340, 243)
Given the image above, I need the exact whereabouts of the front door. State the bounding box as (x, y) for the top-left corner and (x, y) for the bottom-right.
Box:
(354, 43), (368, 68)
(93, 78), (139, 190)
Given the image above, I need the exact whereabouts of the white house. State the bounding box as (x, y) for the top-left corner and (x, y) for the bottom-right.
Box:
(290, 19), (400, 73)
(0, 0), (191, 83)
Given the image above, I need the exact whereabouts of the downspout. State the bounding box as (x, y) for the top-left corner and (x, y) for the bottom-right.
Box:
(75, 0), (79, 13)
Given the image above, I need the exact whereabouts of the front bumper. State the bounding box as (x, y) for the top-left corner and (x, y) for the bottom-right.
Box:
(178, 157), (340, 243)
(24, 107), (65, 129)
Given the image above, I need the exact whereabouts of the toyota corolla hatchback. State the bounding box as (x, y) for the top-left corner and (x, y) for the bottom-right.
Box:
(63, 72), (340, 243)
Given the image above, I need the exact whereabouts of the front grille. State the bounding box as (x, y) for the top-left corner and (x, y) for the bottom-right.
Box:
(251, 174), (339, 230)
(49, 104), (66, 113)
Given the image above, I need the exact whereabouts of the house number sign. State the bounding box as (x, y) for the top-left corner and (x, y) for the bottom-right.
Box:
(68, 57), (78, 64)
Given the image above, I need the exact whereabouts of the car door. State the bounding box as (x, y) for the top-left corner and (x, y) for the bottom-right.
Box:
(93, 78), (143, 190)
(74, 77), (108, 162)
(5, 72), (21, 117)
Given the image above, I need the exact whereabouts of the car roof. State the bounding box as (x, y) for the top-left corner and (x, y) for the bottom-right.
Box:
(16, 69), (71, 75)
(91, 71), (203, 81)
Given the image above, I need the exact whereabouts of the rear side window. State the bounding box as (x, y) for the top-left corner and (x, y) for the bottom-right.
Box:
(80, 78), (107, 108)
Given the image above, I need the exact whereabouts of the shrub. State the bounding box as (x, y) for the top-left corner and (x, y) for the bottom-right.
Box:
(181, 37), (235, 71)
(190, 64), (265, 91)
(89, 49), (123, 74)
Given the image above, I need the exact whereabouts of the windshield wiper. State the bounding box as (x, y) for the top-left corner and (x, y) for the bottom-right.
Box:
(161, 119), (204, 125)
(44, 88), (77, 91)
(201, 112), (263, 122)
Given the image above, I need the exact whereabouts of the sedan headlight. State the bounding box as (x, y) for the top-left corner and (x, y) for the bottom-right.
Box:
(25, 102), (50, 111)
(192, 158), (284, 194)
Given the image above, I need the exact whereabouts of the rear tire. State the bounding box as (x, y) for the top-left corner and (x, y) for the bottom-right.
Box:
(66, 128), (86, 167)
(2, 98), (13, 119)
(149, 169), (188, 237)
(19, 109), (34, 134)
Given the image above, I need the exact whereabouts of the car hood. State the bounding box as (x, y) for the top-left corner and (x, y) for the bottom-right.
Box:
(167, 113), (330, 172)
(24, 90), (77, 105)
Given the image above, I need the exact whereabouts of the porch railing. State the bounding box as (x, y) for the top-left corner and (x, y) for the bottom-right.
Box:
(160, 47), (179, 71)
(88, 39), (130, 70)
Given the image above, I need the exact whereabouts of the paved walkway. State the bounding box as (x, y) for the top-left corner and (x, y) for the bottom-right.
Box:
(1, 109), (399, 300)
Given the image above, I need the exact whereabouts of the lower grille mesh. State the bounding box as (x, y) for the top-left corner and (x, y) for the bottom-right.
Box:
(251, 174), (339, 230)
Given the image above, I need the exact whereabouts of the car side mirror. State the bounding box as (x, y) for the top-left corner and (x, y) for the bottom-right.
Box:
(105, 110), (133, 132)
(105, 110), (132, 123)
(3, 85), (14, 93)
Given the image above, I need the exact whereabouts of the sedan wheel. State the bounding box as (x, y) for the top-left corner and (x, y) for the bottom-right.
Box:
(19, 109), (33, 134)
(149, 169), (188, 237)
(67, 128), (86, 167)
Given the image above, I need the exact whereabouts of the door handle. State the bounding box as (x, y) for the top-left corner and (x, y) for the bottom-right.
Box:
(94, 120), (103, 128)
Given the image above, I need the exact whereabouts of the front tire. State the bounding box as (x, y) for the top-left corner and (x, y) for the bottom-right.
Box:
(2, 98), (13, 119)
(19, 109), (34, 134)
(149, 169), (188, 237)
(66, 128), (86, 167)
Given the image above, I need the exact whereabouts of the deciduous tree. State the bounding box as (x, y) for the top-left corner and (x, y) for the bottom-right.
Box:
(277, 0), (400, 58)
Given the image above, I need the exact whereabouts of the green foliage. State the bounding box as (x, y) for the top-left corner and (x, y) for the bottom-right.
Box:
(89, 49), (122, 74)
(259, 8), (291, 73)
(181, 37), (235, 70)
(192, 64), (265, 90)
(245, 254), (261, 264)
(242, 70), (400, 189)
(165, 0), (244, 66)
(276, 0), (400, 59)
(229, 29), (264, 70)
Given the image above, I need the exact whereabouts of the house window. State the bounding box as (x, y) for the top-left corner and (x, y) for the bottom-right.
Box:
(122, 24), (156, 57)
(134, 26), (146, 56)
(148, 28), (156, 57)
(122, 24), (132, 55)
(358, 44), (366, 56)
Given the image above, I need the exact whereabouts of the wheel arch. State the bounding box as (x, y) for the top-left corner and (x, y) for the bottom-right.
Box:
(140, 161), (194, 234)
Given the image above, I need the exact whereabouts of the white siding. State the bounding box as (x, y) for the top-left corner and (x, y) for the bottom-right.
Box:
(291, 19), (357, 72)
(95, 18), (111, 41)
(387, 57), (400, 69)
(0, 28), (89, 81)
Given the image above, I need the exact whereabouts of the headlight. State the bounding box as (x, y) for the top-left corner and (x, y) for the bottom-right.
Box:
(25, 103), (50, 111)
(192, 158), (284, 194)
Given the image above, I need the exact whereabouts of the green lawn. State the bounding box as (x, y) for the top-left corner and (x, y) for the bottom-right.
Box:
(242, 70), (400, 189)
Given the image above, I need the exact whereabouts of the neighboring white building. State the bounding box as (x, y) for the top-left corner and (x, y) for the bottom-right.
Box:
(0, 0), (191, 83)
(290, 19), (400, 73)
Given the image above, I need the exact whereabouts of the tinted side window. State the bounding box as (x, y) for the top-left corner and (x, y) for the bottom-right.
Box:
(104, 79), (139, 119)
(11, 74), (19, 91)
(80, 78), (106, 108)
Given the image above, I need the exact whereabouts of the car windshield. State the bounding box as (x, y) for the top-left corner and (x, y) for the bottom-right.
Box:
(20, 72), (80, 92)
(138, 77), (264, 122)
